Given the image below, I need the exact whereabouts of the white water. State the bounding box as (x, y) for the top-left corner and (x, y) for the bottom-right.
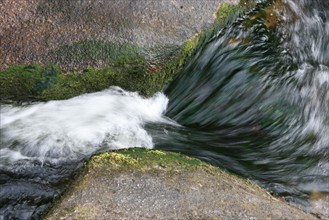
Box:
(283, 0), (329, 157)
(0, 87), (173, 163)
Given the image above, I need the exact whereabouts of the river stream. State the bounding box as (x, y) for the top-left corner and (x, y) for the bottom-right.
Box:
(1, 0), (328, 219)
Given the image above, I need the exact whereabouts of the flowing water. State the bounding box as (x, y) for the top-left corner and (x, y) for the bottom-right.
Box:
(1, 0), (328, 219)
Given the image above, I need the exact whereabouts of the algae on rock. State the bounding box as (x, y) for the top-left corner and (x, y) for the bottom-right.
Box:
(43, 149), (316, 220)
(0, 1), (249, 102)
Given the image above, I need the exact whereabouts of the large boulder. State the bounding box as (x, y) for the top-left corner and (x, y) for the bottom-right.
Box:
(44, 149), (316, 219)
(0, 0), (241, 71)
(1, 0), (252, 101)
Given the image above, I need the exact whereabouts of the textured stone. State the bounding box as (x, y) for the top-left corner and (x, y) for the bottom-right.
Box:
(44, 149), (317, 220)
(0, 0), (239, 70)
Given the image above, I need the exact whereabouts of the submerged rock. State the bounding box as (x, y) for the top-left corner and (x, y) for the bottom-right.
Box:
(44, 149), (316, 219)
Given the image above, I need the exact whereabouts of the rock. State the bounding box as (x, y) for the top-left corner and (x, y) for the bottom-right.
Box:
(0, 0), (243, 71)
(1, 0), (254, 101)
(44, 149), (317, 219)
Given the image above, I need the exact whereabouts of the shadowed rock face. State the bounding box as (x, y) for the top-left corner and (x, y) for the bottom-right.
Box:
(0, 0), (238, 70)
(44, 149), (317, 220)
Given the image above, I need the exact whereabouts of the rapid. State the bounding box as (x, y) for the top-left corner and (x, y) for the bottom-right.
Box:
(1, 0), (328, 218)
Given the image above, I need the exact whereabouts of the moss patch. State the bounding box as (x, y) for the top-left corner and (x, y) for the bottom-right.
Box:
(216, 3), (242, 23)
(0, 62), (157, 101)
(39, 64), (154, 100)
(89, 148), (206, 173)
(0, 39), (196, 101)
(0, 64), (60, 101)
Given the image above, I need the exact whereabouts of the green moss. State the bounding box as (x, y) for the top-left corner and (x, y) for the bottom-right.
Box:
(0, 64), (59, 101)
(89, 148), (205, 172)
(88, 148), (261, 190)
(1, 60), (162, 101)
(1, 2), (254, 102)
(91, 152), (138, 169)
(216, 3), (242, 22)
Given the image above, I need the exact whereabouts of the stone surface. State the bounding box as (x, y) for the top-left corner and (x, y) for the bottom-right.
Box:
(0, 0), (239, 70)
(44, 149), (317, 220)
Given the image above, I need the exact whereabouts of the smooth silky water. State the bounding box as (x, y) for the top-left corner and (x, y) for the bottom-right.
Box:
(153, 0), (329, 212)
(1, 0), (328, 219)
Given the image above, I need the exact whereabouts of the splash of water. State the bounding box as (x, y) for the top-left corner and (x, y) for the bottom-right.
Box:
(0, 87), (171, 164)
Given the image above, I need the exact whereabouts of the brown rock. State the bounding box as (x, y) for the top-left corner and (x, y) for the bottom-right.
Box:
(0, 0), (239, 70)
(44, 149), (317, 220)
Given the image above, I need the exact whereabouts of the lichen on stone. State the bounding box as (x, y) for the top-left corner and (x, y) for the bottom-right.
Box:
(91, 152), (138, 167)
(44, 148), (317, 220)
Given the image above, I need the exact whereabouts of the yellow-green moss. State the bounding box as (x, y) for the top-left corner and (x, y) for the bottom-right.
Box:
(91, 152), (138, 168)
(84, 148), (266, 194)
(147, 150), (166, 156)
(0, 64), (60, 101)
(88, 148), (206, 173)
(1, 61), (160, 101)
(216, 3), (242, 22)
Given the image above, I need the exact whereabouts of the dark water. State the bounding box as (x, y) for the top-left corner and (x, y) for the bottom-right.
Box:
(155, 0), (328, 206)
(154, 0), (329, 213)
(1, 0), (329, 219)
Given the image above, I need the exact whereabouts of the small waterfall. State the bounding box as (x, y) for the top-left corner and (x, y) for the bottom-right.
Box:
(0, 87), (172, 218)
(1, 87), (171, 164)
(1, 0), (328, 218)
(154, 0), (328, 213)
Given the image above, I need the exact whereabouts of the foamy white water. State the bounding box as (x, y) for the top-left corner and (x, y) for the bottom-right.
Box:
(0, 87), (172, 163)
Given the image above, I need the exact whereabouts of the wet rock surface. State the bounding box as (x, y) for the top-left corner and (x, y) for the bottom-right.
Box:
(0, 0), (239, 70)
(44, 149), (317, 220)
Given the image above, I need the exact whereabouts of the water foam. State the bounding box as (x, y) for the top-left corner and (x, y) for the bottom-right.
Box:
(0, 87), (170, 163)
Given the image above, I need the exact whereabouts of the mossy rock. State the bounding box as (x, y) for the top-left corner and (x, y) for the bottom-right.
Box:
(0, 37), (197, 101)
(0, 1), (251, 103)
(39, 65), (152, 100)
(43, 148), (316, 220)
(0, 0), (279, 103)
(0, 63), (152, 101)
(0, 64), (60, 101)
(88, 148), (205, 173)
